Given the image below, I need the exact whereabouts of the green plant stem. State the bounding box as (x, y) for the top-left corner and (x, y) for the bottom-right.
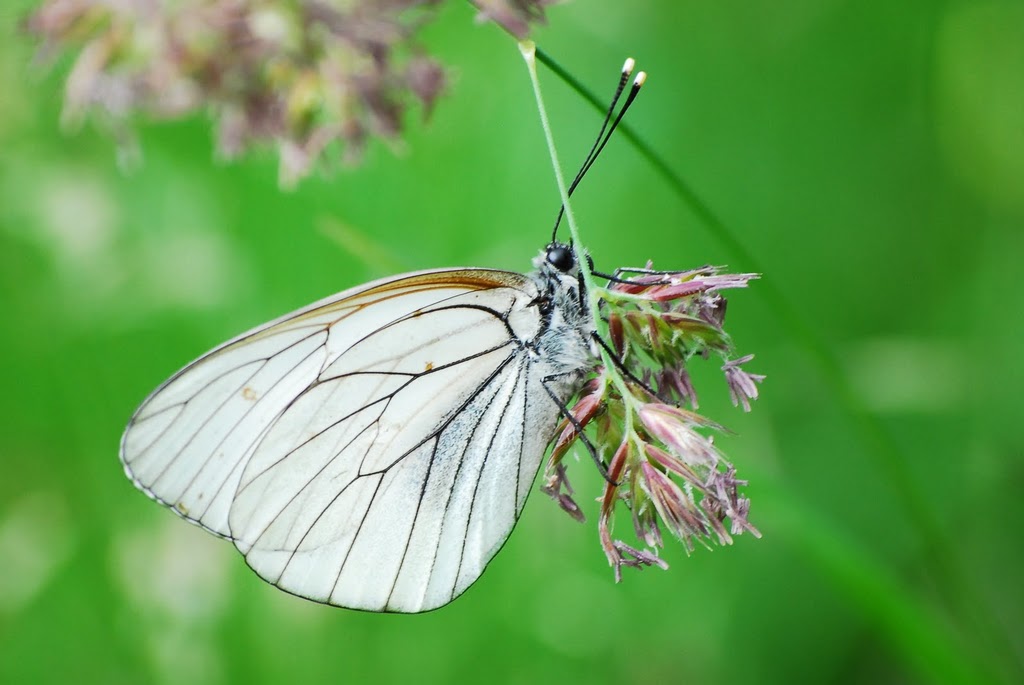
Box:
(519, 41), (632, 412)
(518, 42), (594, 292)
(534, 44), (1020, 684)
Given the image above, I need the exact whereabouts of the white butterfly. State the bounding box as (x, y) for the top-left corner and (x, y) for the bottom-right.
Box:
(120, 243), (596, 613)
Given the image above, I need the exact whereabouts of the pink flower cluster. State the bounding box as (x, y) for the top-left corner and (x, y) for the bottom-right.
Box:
(544, 266), (763, 579)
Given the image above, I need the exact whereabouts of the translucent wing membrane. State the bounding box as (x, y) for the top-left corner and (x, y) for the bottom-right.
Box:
(121, 268), (568, 612)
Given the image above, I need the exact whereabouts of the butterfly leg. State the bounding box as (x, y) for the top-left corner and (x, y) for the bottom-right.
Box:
(539, 373), (617, 485)
(591, 265), (717, 286)
(590, 332), (663, 402)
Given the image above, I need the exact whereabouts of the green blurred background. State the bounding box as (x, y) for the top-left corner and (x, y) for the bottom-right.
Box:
(2, 1), (1022, 683)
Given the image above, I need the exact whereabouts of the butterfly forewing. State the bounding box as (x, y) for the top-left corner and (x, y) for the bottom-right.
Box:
(120, 267), (580, 612)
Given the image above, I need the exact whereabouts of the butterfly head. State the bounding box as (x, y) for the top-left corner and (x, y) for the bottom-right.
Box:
(535, 241), (581, 279)
(534, 241), (584, 298)
(544, 243), (575, 273)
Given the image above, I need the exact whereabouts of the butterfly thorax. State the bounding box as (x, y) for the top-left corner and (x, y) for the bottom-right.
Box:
(528, 254), (596, 396)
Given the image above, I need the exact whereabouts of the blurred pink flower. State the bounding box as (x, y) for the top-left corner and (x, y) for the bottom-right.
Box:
(25, 0), (551, 185)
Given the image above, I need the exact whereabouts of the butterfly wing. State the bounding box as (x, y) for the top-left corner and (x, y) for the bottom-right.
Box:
(121, 268), (564, 612)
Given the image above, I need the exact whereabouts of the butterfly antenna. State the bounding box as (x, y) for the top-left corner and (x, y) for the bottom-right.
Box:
(566, 59), (633, 198)
(550, 59), (647, 242)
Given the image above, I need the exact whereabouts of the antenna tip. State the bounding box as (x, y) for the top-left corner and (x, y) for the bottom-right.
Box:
(622, 57), (636, 75)
(634, 71), (647, 87)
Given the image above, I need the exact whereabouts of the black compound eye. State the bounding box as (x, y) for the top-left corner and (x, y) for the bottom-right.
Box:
(546, 244), (575, 272)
